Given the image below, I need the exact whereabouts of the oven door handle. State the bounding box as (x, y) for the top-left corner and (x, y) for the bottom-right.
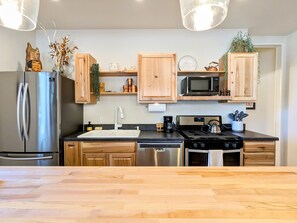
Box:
(188, 149), (241, 154)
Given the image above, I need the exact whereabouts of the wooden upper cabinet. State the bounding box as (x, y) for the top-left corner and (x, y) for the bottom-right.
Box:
(138, 53), (177, 103)
(75, 53), (97, 104)
(227, 52), (258, 101)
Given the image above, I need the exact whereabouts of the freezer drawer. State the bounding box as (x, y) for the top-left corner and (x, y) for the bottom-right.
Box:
(0, 153), (59, 166)
(136, 143), (183, 166)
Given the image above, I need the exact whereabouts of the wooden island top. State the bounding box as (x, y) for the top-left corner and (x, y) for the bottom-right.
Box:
(1, 166), (297, 222)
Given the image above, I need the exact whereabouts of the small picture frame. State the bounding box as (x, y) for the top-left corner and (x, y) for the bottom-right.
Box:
(246, 102), (256, 110)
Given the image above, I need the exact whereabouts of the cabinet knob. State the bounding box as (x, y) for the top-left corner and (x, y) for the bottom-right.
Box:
(68, 145), (75, 149)
(154, 75), (158, 78)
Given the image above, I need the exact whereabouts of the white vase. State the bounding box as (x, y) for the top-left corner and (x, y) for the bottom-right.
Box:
(232, 121), (244, 132)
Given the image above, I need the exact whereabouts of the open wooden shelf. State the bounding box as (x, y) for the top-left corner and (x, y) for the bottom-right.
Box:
(100, 71), (138, 77)
(177, 70), (225, 76)
(177, 95), (231, 101)
(100, 92), (137, 96)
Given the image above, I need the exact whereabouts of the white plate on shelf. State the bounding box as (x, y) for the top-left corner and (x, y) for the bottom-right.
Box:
(178, 55), (197, 71)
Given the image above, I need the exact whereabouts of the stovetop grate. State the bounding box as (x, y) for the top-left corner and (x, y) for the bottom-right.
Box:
(180, 130), (241, 141)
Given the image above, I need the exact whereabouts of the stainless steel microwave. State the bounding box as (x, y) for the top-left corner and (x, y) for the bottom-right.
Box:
(181, 76), (220, 96)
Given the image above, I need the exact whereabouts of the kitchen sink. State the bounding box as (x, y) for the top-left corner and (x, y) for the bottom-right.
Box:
(77, 130), (141, 138)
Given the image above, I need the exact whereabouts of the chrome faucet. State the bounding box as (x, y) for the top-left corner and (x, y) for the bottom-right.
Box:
(114, 106), (124, 130)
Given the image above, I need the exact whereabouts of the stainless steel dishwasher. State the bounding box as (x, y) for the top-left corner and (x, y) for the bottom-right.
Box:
(136, 142), (183, 166)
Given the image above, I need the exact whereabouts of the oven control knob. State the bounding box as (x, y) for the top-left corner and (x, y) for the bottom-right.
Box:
(232, 143), (237, 148)
(224, 143), (230, 148)
(193, 142), (198, 148)
(200, 143), (206, 148)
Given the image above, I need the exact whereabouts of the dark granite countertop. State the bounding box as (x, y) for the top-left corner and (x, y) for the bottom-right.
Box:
(63, 130), (184, 142)
(63, 124), (278, 142)
(231, 130), (279, 141)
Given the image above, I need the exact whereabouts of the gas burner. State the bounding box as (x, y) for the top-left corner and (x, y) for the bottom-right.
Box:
(180, 130), (240, 140)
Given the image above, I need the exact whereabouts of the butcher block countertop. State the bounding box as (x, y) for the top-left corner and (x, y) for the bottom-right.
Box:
(1, 167), (297, 223)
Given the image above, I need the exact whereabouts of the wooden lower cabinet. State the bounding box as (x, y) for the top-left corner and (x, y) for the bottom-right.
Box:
(109, 153), (135, 166)
(80, 141), (136, 166)
(243, 141), (276, 166)
(82, 153), (108, 166)
(64, 141), (81, 166)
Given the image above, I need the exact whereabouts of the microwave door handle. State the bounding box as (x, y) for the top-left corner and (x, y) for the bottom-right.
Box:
(210, 78), (214, 91)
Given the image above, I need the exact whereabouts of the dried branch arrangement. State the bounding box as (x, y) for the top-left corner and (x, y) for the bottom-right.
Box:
(49, 36), (78, 72)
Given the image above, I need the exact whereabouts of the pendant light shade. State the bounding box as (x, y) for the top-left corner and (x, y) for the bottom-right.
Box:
(180, 0), (230, 31)
(0, 0), (40, 31)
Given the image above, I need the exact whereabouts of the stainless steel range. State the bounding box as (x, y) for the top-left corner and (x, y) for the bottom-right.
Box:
(176, 115), (243, 166)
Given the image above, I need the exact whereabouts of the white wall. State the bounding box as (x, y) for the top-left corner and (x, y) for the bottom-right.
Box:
(36, 29), (247, 124)
(245, 48), (276, 135)
(0, 27), (36, 71)
(287, 31), (297, 166)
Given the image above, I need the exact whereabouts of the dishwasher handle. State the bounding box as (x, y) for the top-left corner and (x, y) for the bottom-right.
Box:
(138, 142), (182, 148)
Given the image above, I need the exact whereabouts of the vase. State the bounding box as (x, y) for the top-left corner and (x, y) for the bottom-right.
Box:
(231, 121), (244, 132)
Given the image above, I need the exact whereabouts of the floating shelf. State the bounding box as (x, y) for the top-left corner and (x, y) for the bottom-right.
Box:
(100, 92), (137, 96)
(177, 70), (225, 76)
(177, 95), (231, 101)
(100, 71), (138, 77)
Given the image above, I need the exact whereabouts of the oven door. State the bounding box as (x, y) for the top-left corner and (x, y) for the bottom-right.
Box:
(185, 148), (243, 166)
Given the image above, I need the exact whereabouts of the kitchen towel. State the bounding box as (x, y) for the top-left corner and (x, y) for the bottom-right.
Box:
(208, 150), (223, 166)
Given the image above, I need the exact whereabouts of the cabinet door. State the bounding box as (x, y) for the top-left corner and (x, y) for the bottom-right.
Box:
(80, 141), (136, 166)
(64, 141), (80, 166)
(75, 53), (97, 104)
(228, 53), (258, 101)
(138, 53), (177, 103)
(109, 153), (135, 166)
(243, 141), (275, 166)
(82, 153), (108, 166)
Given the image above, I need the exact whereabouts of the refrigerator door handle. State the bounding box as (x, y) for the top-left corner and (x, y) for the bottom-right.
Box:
(0, 155), (53, 161)
(22, 83), (29, 141)
(16, 83), (23, 141)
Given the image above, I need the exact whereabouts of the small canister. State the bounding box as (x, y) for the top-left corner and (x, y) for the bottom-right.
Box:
(132, 85), (137, 92)
(99, 82), (105, 92)
(127, 78), (133, 86)
(123, 85), (129, 92)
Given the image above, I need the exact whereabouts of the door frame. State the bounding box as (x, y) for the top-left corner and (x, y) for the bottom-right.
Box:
(254, 43), (286, 166)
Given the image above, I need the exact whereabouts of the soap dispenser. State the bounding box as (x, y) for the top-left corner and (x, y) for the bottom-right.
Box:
(86, 121), (93, 132)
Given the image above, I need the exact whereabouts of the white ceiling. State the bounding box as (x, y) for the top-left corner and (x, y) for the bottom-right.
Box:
(38, 0), (297, 36)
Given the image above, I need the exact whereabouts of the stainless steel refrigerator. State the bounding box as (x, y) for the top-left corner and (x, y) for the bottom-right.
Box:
(0, 72), (83, 166)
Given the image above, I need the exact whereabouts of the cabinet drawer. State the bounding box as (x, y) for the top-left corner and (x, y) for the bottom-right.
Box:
(81, 141), (136, 153)
(243, 153), (275, 166)
(243, 141), (275, 153)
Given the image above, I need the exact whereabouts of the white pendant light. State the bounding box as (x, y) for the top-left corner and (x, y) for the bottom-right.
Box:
(180, 0), (230, 31)
(0, 0), (40, 31)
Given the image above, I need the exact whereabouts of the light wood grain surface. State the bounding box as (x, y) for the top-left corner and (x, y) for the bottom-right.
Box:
(1, 167), (297, 223)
